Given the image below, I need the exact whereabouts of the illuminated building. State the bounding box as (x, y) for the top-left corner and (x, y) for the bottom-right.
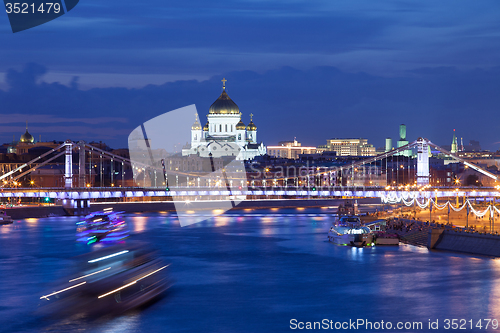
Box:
(6, 122), (63, 154)
(267, 139), (316, 159)
(396, 124), (411, 157)
(182, 79), (266, 160)
(319, 138), (376, 157)
(385, 138), (392, 152)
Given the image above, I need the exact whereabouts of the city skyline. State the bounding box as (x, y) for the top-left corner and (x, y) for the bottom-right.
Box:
(2, 2), (500, 331)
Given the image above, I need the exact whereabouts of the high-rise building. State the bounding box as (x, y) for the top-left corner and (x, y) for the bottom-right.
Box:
(396, 124), (411, 156)
(385, 138), (393, 152)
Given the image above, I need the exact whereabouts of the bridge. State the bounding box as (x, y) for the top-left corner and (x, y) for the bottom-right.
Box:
(0, 186), (498, 200)
(0, 137), (498, 215)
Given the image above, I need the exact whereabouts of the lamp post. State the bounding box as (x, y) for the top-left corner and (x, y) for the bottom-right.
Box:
(466, 201), (469, 229)
(429, 198), (432, 223)
(447, 201), (450, 225)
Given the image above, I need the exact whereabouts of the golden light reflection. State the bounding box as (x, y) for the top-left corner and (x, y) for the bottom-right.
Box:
(0, 225), (12, 234)
(261, 217), (274, 223)
(131, 216), (147, 232)
(214, 216), (230, 227)
(25, 218), (38, 223)
(271, 208), (279, 211)
(212, 209), (225, 215)
(296, 207), (305, 211)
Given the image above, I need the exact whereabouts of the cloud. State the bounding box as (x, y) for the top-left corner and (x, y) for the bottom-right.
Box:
(0, 63), (499, 151)
(6, 63), (46, 92)
(2, 0), (500, 82)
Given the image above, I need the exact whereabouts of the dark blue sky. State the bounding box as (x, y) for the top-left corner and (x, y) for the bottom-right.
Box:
(0, 1), (499, 150)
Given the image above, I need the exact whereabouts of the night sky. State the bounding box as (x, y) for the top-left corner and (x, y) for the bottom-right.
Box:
(0, 0), (499, 150)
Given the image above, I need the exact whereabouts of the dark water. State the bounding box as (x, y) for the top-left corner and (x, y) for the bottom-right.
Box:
(1, 208), (500, 333)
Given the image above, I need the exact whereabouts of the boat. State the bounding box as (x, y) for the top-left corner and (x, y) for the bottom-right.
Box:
(327, 215), (374, 247)
(373, 231), (400, 245)
(76, 209), (129, 244)
(38, 241), (172, 316)
(0, 210), (13, 225)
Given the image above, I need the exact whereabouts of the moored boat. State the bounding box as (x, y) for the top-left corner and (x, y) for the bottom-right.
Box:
(327, 215), (374, 247)
(0, 210), (13, 225)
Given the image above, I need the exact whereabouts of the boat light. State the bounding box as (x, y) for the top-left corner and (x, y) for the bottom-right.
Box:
(88, 250), (129, 263)
(98, 265), (169, 299)
(69, 267), (111, 282)
(40, 281), (86, 300)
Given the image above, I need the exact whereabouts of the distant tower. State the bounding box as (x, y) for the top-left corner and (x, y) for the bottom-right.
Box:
(460, 137), (464, 152)
(397, 124), (409, 156)
(385, 138), (392, 152)
(416, 138), (430, 185)
(451, 129), (458, 154)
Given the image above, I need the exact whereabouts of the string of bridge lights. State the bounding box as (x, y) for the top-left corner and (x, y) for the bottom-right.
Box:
(382, 196), (500, 218)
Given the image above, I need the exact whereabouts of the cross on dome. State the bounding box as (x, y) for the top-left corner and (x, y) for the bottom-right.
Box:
(222, 78), (227, 90)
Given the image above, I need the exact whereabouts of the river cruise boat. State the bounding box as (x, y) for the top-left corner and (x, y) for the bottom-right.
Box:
(38, 241), (172, 316)
(328, 216), (374, 247)
(76, 209), (129, 244)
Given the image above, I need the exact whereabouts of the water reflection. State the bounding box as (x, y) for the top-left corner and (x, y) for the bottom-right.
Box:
(130, 216), (147, 233)
(214, 216), (231, 227)
(4, 208), (500, 332)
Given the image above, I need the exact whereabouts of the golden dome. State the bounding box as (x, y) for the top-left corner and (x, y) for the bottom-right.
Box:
(209, 79), (240, 115)
(20, 122), (34, 143)
(246, 121), (257, 131)
(246, 113), (257, 131)
(203, 121), (209, 131)
(236, 119), (246, 130)
(191, 119), (202, 130)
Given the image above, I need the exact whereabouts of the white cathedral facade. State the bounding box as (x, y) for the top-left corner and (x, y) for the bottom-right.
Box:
(182, 79), (266, 160)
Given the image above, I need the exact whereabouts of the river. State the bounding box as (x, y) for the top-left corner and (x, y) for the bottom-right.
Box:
(1, 208), (500, 332)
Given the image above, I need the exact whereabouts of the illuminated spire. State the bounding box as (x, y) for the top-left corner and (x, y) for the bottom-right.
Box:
(451, 129), (458, 154)
(221, 78), (227, 91)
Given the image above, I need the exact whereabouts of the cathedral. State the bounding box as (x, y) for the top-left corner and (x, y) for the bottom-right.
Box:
(182, 79), (266, 160)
